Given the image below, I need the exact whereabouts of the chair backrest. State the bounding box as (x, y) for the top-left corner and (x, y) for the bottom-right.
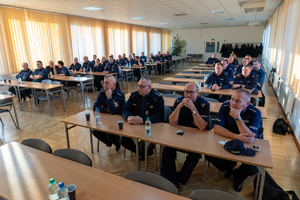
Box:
(164, 105), (171, 123)
(176, 83), (187, 86)
(189, 189), (245, 200)
(202, 97), (219, 102)
(123, 171), (179, 195)
(197, 54), (203, 59)
(119, 68), (124, 78)
(172, 76), (186, 78)
(53, 148), (92, 167)
(205, 68), (214, 70)
(158, 82), (173, 85)
(190, 76), (204, 79)
(21, 138), (52, 154)
(0, 91), (13, 95)
(51, 81), (61, 85)
(42, 79), (52, 84)
(0, 91), (14, 105)
(182, 71), (194, 74)
(200, 71), (212, 74)
(162, 94), (181, 98)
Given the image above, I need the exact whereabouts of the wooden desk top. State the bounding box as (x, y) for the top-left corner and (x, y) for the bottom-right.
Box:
(198, 64), (214, 67)
(61, 110), (144, 139)
(144, 62), (157, 66)
(0, 94), (15, 100)
(175, 73), (205, 77)
(192, 67), (213, 70)
(51, 76), (94, 82)
(0, 142), (104, 200)
(0, 80), (63, 90)
(78, 172), (189, 200)
(122, 69), (134, 72)
(141, 124), (273, 169)
(151, 83), (262, 98)
(121, 66), (145, 69)
(186, 69), (210, 72)
(163, 77), (204, 83)
(72, 71), (117, 76)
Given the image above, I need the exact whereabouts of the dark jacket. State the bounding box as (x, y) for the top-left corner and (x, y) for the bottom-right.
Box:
(16, 69), (33, 81)
(233, 73), (258, 90)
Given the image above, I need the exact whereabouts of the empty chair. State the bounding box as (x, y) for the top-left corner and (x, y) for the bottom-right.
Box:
(205, 68), (214, 70)
(123, 171), (179, 195)
(172, 76), (186, 78)
(30, 79), (52, 108)
(190, 76), (204, 79)
(117, 68), (124, 89)
(182, 71), (194, 74)
(190, 189), (245, 200)
(0, 91), (19, 128)
(75, 75), (94, 101)
(53, 148), (92, 167)
(197, 54), (203, 61)
(162, 94), (181, 98)
(21, 138), (52, 153)
(156, 82), (174, 94)
(202, 97), (219, 102)
(200, 70), (212, 75)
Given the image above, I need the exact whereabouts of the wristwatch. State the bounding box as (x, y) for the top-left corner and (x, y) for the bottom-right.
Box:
(240, 84), (243, 88)
(192, 110), (197, 114)
(140, 117), (143, 124)
(219, 86), (222, 89)
(235, 116), (241, 121)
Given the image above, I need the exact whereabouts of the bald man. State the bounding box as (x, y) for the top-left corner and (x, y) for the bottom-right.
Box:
(205, 53), (221, 64)
(46, 60), (58, 75)
(92, 75), (125, 150)
(160, 83), (210, 188)
(120, 77), (164, 160)
(80, 56), (93, 72)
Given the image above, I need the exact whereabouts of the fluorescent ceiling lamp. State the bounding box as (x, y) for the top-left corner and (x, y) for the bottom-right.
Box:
(212, 10), (224, 13)
(83, 7), (103, 10)
(176, 26), (183, 28)
(159, 23), (168, 25)
(222, 18), (233, 20)
(228, 24), (236, 25)
(132, 17), (144, 19)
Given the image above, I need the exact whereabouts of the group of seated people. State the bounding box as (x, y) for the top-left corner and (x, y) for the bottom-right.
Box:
(92, 75), (262, 193)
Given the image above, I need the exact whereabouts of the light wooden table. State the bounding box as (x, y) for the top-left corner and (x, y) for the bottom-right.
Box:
(71, 71), (117, 76)
(0, 142), (105, 200)
(77, 172), (189, 200)
(145, 63), (158, 78)
(0, 94), (19, 128)
(186, 69), (212, 73)
(198, 64), (214, 67)
(141, 124), (273, 200)
(61, 110), (145, 170)
(51, 76), (95, 104)
(175, 73), (206, 77)
(163, 77), (205, 83)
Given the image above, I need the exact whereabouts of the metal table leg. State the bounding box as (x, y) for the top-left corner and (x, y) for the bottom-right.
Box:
(14, 86), (23, 111)
(12, 100), (19, 129)
(61, 86), (66, 112)
(65, 123), (70, 148)
(45, 90), (52, 117)
(92, 80), (96, 101)
(90, 129), (94, 153)
(145, 141), (150, 172)
(133, 139), (140, 171)
(80, 82), (85, 104)
(255, 166), (266, 200)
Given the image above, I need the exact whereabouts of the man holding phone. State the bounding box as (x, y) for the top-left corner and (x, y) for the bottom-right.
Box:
(205, 89), (261, 192)
(160, 83), (210, 189)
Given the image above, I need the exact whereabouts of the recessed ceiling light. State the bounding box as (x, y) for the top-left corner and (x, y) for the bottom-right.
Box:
(228, 24), (236, 25)
(82, 7), (103, 10)
(212, 10), (224, 13)
(159, 23), (168, 25)
(176, 26), (183, 28)
(174, 13), (187, 16)
(132, 17), (144, 20)
(222, 18), (233, 20)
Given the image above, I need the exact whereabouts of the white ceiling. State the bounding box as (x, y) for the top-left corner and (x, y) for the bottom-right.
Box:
(0, 0), (282, 29)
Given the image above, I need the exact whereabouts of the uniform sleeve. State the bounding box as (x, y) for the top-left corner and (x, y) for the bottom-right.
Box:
(171, 98), (180, 113)
(247, 109), (261, 134)
(23, 70), (32, 81)
(141, 96), (164, 123)
(93, 93), (109, 113)
(108, 64), (118, 73)
(221, 75), (231, 89)
(233, 75), (240, 84)
(15, 71), (21, 79)
(107, 93), (126, 115)
(205, 58), (210, 64)
(245, 74), (258, 90)
(215, 103), (226, 127)
(76, 64), (81, 71)
(122, 95), (134, 121)
(229, 69), (234, 81)
(204, 74), (213, 88)
(198, 101), (210, 123)
(257, 71), (265, 86)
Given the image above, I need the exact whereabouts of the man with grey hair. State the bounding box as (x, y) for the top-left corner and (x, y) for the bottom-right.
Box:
(69, 57), (81, 71)
(205, 53), (221, 64)
(92, 75), (125, 151)
(205, 89), (261, 192)
(80, 56), (93, 72)
(120, 77), (164, 159)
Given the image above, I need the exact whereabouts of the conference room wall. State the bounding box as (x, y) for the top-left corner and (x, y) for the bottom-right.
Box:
(172, 26), (264, 60)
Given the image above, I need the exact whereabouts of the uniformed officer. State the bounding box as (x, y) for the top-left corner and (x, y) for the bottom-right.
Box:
(46, 61), (58, 75)
(155, 51), (165, 74)
(122, 53), (128, 65)
(93, 58), (105, 91)
(9, 62), (33, 101)
(94, 58), (104, 72)
(205, 53), (221, 64)
(116, 55), (124, 66)
(30, 60), (48, 82)
(92, 54), (97, 66)
(120, 77), (164, 160)
(245, 55), (253, 66)
(252, 60), (265, 89)
(229, 54), (239, 66)
(110, 54), (116, 64)
(101, 56), (109, 67)
(140, 52), (147, 62)
(133, 56), (144, 80)
(205, 89), (261, 192)
(132, 53), (136, 61)
(222, 59), (234, 81)
(160, 83), (210, 188)
(147, 53), (155, 62)
(236, 58), (249, 75)
(92, 75), (125, 151)
(69, 57), (81, 71)
(54, 61), (70, 76)
(104, 56), (119, 76)
(164, 51), (172, 71)
(128, 55), (135, 67)
(80, 56), (93, 72)
(232, 65), (258, 91)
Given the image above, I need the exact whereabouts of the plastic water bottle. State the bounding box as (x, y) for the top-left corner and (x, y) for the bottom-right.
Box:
(95, 108), (101, 125)
(83, 67), (86, 73)
(145, 117), (151, 137)
(0, 75), (3, 82)
(204, 74), (208, 82)
(129, 61), (131, 68)
(198, 80), (201, 91)
(57, 182), (69, 200)
(18, 77), (22, 85)
(90, 67), (92, 74)
(48, 178), (59, 200)
(49, 71), (52, 78)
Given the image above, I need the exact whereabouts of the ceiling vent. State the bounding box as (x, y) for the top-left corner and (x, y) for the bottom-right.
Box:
(248, 21), (260, 26)
(174, 13), (187, 16)
(243, 2), (266, 13)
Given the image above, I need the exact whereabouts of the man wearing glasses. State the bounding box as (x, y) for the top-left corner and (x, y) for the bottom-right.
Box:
(160, 83), (210, 189)
(121, 77), (164, 160)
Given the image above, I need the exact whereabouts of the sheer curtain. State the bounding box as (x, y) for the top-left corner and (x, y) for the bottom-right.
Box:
(69, 16), (105, 63)
(0, 12), (10, 75)
(149, 28), (161, 56)
(161, 30), (171, 54)
(132, 25), (148, 57)
(104, 21), (131, 57)
(0, 6), (72, 73)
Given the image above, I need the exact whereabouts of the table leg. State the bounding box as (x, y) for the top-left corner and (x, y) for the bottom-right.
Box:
(255, 166), (266, 200)
(61, 86), (66, 112)
(133, 139), (140, 171)
(14, 86), (23, 111)
(90, 129), (94, 153)
(256, 97), (259, 106)
(65, 123), (70, 148)
(145, 141), (150, 172)
(80, 82), (85, 104)
(45, 90), (52, 117)
(92, 80), (96, 101)
(12, 100), (20, 129)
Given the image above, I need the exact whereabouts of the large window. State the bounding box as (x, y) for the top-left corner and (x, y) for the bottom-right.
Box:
(149, 28), (161, 56)
(132, 26), (148, 56)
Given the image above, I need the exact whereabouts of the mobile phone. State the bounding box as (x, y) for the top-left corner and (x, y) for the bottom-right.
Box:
(175, 130), (185, 136)
(252, 145), (261, 151)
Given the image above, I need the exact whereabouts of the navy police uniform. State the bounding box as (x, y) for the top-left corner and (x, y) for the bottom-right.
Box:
(9, 68), (33, 99)
(69, 63), (81, 71)
(31, 68), (48, 82)
(205, 57), (220, 64)
(104, 62), (119, 75)
(155, 55), (165, 74)
(82, 61), (94, 71)
(160, 96), (210, 185)
(252, 68), (265, 89)
(92, 88), (125, 149)
(120, 89), (164, 158)
(46, 65), (58, 74)
(165, 54), (172, 70)
(140, 56), (147, 62)
(233, 73), (258, 90)
(93, 64), (105, 90)
(116, 59), (124, 66)
(133, 59), (144, 80)
(235, 65), (243, 75)
(147, 56), (155, 62)
(56, 66), (71, 76)
(206, 101), (261, 185)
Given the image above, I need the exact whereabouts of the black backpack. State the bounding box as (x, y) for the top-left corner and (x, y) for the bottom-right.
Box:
(254, 171), (299, 200)
(273, 118), (291, 135)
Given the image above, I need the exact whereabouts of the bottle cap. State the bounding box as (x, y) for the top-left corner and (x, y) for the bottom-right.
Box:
(146, 117), (150, 120)
(49, 178), (56, 184)
(59, 182), (65, 188)
(96, 108), (99, 111)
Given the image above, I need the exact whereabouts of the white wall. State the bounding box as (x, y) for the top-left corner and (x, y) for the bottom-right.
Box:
(172, 26), (264, 60)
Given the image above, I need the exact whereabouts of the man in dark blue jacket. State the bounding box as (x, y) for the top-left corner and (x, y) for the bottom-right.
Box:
(92, 75), (125, 150)
(140, 52), (147, 62)
(30, 60), (48, 82)
(147, 53), (155, 62)
(232, 65), (258, 91)
(80, 56), (93, 72)
(164, 51), (172, 71)
(236, 58), (249, 75)
(222, 59), (234, 81)
(205, 89), (261, 192)
(69, 57), (81, 71)
(122, 53), (128, 65)
(155, 51), (165, 74)
(92, 55), (97, 66)
(120, 77), (164, 159)
(133, 56), (144, 80)
(104, 56), (119, 74)
(252, 60), (265, 90)
(116, 55), (124, 66)
(161, 83), (210, 188)
(205, 53), (220, 64)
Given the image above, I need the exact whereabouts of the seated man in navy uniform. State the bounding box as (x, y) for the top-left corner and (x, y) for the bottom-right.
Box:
(128, 55), (135, 67)
(104, 56), (119, 77)
(140, 52), (147, 62)
(236, 58), (249, 75)
(101, 56), (109, 67)
(92, 75), (125, 150)
(46, 61), (58, 75)
(164, 51), (172, 70)
(116, 55), (124, 66)
(245, 55), (253, 66)
(132, 53), (136, 61)
(93, 58), (105, 91)
(232, 65), (258, 91)
(222, 59), (234, 81)
(205, 89), (261, 192)
(160, 82), (210, 188)
(54, 61), (71, 77)
(205, 53), (220, 64)
(133, 56), (144, 81)
(155, 51), (165, 74)
(80, 56), (93, 72)
(252, 60), (265, 90)
(229, 54), (239, 66)
(30, 60), (48, 82)
(69, 57), (81, 71)
(122, 53), (128, 65)
(147, 53), (155, 62)
(120, 77), (164, 159)
(9, 62), (33, 101)
(92, 54), (97, 66)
